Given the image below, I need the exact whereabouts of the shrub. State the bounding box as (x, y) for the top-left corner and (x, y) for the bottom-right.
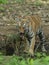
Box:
(34, 0), (42, 6)
(0, 55), (49, 65)
(15, 0), (25, 4)
(0, 0), (8, 4)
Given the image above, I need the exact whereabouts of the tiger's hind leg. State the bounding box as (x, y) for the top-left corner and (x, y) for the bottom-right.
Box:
(37, 29), (46, 52)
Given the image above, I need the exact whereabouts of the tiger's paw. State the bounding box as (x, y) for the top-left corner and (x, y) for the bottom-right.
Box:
(29, 49), (34, 56)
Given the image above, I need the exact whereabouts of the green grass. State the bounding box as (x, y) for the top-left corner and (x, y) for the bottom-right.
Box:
(0, 7), (5, 11)
(33, 0), (43, 6)
(15, 0), (25, 4)
(0, 0), (8, 4)
(0, 55), (49, 65)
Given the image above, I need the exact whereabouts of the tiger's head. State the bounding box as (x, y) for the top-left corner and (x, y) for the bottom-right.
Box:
(16, 18), (29, 39)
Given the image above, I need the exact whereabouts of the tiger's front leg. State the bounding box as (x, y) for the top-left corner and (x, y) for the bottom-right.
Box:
(29, 35), (35, 56)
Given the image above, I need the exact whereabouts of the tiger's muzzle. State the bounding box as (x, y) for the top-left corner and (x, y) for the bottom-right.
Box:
(19, 32), (25, 41)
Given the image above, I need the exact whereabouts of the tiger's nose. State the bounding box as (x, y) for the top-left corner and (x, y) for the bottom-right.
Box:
(20, 32), (24, 35)
(19, 32), (25, 40)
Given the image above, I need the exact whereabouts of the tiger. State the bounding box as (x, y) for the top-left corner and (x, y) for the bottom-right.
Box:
(16, 15), (46, 56)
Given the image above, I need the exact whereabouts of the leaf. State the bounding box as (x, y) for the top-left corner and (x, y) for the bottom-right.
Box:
(20, 60), (27, 65)
(43, 56), (49, 62)
(29, 59), (34, 65)
(36, 52), (42, 58)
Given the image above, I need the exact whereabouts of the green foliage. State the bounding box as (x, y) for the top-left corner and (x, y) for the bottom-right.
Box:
(34, 0), (42, 6)
(0, 0), (8, 4)
(35, 52), (47, 58)
(0, 7), (5, 11)
(15, 0), (25, 4)
(0, 56), (4, 64)
(35, 52), (42, 58)
(0, 55), (49, 65)
(0, 56), (33, 65)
